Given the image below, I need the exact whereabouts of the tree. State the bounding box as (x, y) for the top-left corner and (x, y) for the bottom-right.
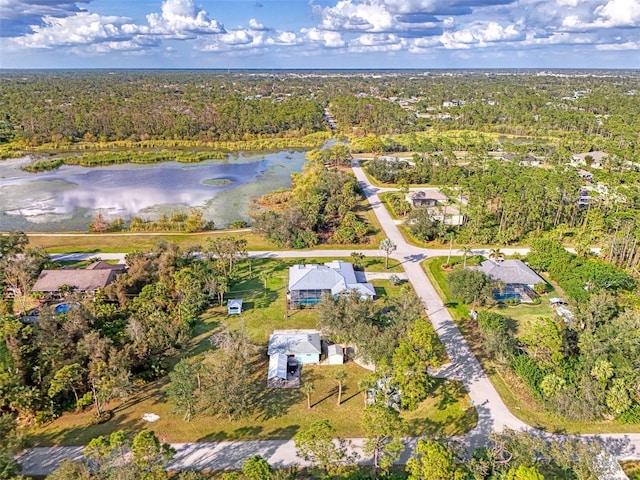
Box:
(131, 430), (175, 474)
(489, 248), (504, 261)
(445, 232), (456, 266)
(258, 271), (270, 294)
(0, 414), (22, 479)
(48, 363), (84, 407)
(379, 238), (397, 270)
(293, 420), (354, 474)
(167, 358), (200, 421)
(361, 404), (407, 473)
(46, 459), (92, 480)
(447, 268), (495, 305)
(505, 465), (545, 480)
(406, 439), (465, 480)
(242, 455), (273, 480)
(350, 251), (365, 270)
(391, 319), (440, 410)
(85, 430), (131, 472)
(334, 369), (348, 405)
(459, 245), (473, 269)
(301, 382), (315, 410)
(197, 326), (256, 421)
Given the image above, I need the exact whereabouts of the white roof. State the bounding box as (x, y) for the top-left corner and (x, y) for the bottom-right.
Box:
(268, 353), (288, 380)
(268, 329), (322, 356)
(227, 299), (243, 308)
(288, 261), (375, 298)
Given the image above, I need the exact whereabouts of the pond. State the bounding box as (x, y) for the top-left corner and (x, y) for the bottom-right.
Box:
(0, 150), (308, 232)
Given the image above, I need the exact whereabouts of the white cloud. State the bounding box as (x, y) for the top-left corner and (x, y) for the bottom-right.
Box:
(270, 31), (299, 45)
(248, 18), (267, 30)
(146, 0), (225, 38)
(318, 1), (396, 32)
(349, 32), (405, 51)
(219, 30), (254, 45)
(302, 28), (346, 47)
(441, 21), (522, 48)
(11, 12), (138, 48)
(594, 0), (640, 26)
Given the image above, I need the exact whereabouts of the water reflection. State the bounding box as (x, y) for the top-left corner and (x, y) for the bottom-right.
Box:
(0, 151), (307, 231)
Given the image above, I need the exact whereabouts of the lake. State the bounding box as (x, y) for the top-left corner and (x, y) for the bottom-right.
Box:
(0, 150), (307, 232)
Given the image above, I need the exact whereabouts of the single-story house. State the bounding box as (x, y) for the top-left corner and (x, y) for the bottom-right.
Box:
(327, 344), (345, 365)
(268, 329), (322, 364)
(405, 189), (448, 208)
(287, 260), (375, 309)
(227, 299), (243, 315)
(426, 205), (466, 226)
(570, 151), (608, 169)
(474, 259), (545, 303)
(32, 269), (117, 295)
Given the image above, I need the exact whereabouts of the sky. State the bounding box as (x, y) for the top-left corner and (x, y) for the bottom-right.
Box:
(0, 0), (639, 69)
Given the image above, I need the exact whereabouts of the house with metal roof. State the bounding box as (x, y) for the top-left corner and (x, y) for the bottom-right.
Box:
(267, 329), (322, 364)
(474, 259), (545, 303)
(287, 260), (375, 309)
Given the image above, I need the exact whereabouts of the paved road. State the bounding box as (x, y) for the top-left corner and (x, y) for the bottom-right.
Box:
(20, 162), (631, 478)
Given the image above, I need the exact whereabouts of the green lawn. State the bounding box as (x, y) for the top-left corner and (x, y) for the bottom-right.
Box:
(422, 256), (640, 434)
(28, 257), (474, 446)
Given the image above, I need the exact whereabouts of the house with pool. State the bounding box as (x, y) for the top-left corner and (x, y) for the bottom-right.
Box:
(286, 260), (375, 309)
(474, 259), (545, 303)
(32, 261), (126, 299)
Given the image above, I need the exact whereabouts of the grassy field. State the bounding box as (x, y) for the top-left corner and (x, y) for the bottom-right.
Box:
(422, 256), (640, 434)
(28, 257), (475, 446)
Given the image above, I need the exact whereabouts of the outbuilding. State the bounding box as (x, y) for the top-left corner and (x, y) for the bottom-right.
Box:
(327, 344), (345, 365)
(227, 299), (243, 315)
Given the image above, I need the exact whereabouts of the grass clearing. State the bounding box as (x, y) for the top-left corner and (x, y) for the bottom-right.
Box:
(28, 257), (473, 446)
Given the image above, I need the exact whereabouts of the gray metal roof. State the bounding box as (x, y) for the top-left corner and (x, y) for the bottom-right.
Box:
(288, 261), (375, 298)
(476, 259), (544, 286)
(268, 329), (322, 356)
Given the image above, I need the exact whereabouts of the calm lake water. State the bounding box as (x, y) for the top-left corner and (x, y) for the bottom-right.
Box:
(0, 151), (307, 231)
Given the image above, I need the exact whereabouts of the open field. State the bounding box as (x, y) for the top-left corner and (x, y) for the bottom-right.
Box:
(422, 255), (640, 434)
(28, 257), (475, 446)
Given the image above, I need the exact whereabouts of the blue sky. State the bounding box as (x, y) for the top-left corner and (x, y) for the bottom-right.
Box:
(1, 0), (638, 69)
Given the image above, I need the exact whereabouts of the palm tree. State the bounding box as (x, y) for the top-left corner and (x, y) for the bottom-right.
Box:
(379, 238), (397, 270)
(459, 245), (473, 268)
(489, 248), (504, 262)
(445, 232), (456, 266)
(335, 369), (348, 406)
(301, 382), (315, 409)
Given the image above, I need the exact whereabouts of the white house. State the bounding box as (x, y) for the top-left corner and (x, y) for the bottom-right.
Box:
(287, 260), (375, 308)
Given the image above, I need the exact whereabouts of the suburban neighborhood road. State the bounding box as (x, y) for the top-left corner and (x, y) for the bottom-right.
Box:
(20, 161), (634, 478)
